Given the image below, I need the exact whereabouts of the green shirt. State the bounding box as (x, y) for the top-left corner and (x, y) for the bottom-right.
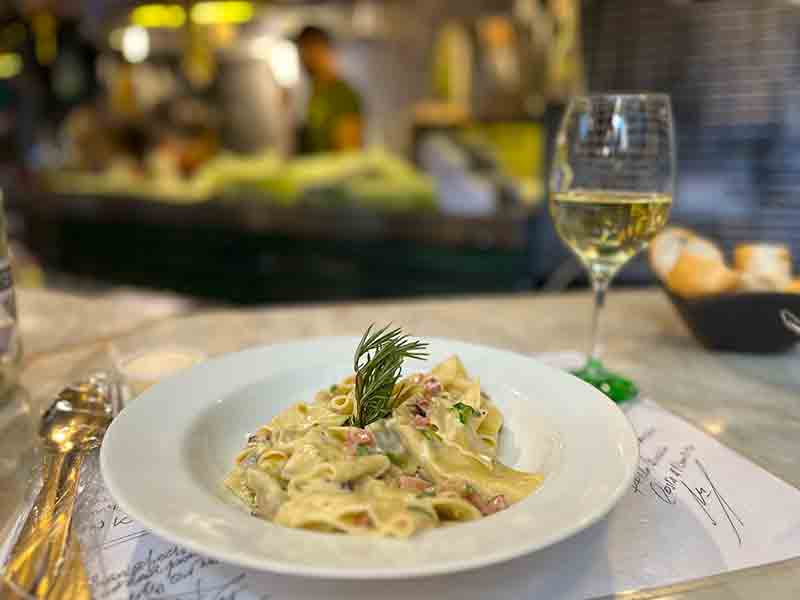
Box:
(300, 78), (362, 154)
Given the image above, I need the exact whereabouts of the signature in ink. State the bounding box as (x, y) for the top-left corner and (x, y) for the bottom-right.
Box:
(681, 458), (743, 546)
(649, 445), (694, 504)
(632, 445), (668, 494)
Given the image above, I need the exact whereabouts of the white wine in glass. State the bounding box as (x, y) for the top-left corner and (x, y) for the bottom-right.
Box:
(550, 94), (675, 402)
(551, 190), (672, 280)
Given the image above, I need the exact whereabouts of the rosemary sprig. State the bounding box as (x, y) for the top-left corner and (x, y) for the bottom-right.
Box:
(351, 324), (428, 428)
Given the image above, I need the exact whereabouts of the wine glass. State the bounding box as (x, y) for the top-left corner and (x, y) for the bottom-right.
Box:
(549, 94), (675, 402)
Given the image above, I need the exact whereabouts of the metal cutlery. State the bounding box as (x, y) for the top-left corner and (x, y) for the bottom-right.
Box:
(2, 373), (121, 599)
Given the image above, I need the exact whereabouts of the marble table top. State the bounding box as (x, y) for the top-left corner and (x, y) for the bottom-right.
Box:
(4, 287), (799, 599)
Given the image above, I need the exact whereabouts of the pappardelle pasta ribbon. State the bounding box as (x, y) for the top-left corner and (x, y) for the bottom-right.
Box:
(225, 356), (543, 538)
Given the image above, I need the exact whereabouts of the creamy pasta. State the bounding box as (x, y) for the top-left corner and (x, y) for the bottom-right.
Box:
(224, 356), (543, 537)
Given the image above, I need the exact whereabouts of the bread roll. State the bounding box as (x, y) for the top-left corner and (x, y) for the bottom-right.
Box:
(736, 272), (772, 293)
(648, 227), (697, 281)
(734, 243), (792, 291)
(666, 251), (739, 298)
(784, 278), (800, 294)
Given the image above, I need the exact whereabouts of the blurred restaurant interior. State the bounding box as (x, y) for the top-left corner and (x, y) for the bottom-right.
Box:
(1, 0), (799, 305)
(4, 4), (800, 597)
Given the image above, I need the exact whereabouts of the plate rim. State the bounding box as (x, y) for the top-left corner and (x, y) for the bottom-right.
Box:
(100, 336), (640, 579)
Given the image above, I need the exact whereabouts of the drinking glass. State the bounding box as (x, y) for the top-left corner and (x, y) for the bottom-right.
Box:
(549, 94), (675, 402)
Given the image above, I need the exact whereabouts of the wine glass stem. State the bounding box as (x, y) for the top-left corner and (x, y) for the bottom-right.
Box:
(587, 275), (610, 363)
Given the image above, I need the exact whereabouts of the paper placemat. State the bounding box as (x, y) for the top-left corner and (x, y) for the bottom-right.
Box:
(6, 355), (800, 599)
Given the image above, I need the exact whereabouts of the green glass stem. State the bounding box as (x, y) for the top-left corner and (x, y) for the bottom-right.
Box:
(572, 358), (639, 404)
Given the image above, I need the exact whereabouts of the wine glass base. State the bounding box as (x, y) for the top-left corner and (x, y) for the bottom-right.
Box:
(571, 358), (639, 404)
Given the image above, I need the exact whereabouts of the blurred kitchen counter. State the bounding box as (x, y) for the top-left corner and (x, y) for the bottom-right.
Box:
(8, 286), (800, 599)
(22, 192), (530, 249)
(20, 191), (534, 304)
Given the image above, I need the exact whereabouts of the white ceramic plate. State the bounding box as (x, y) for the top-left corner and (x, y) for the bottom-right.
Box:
(100, 337), (638, 579)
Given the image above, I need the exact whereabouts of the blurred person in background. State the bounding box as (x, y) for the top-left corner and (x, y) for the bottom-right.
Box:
(295, 25), (363, 154)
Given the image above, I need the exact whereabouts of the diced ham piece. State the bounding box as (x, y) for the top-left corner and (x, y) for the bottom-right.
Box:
(415, 395), (431, 411)
(409, 400), (425, 416)
(347, 429), (375, 447)
(466, 492), (488, 514)
(487, 495), (508, 514)
(467, 492), (508, 516)
(353, 513), (371, 527)
(398, 475), (431, 492)
(423, 377), (442, 396)
(346, 428), (376, 454)
(412, 414), (430, 429)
